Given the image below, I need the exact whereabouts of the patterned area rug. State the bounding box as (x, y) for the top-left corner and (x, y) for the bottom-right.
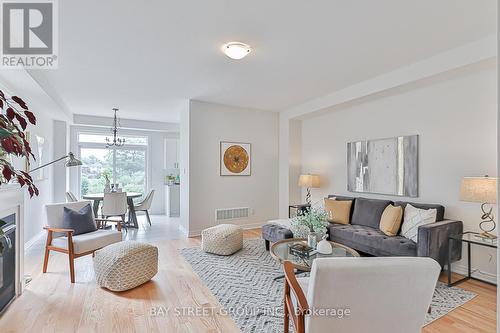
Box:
(181, 239), (476, 333)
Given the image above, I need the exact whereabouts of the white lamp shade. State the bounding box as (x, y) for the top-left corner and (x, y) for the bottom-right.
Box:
(298, 174), (320, 188)
(460, 176), (497, 204)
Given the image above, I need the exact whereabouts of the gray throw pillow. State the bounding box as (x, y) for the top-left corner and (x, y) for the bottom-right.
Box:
(62, 204), (97, 235)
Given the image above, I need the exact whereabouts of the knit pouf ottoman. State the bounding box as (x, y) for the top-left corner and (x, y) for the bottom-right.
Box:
(201, 224), (243, 255)
(94, 241), (158, 291)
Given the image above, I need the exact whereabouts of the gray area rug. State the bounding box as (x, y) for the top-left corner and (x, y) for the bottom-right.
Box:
(181, 239), (476, 332)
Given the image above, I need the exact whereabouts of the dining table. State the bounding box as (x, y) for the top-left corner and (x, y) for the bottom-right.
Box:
(82, 192), (143, 228)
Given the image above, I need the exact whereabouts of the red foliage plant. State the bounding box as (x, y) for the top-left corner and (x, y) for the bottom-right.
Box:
(0, 90), (38, 197)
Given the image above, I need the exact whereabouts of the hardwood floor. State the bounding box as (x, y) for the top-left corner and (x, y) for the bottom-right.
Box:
(0, 215), (496, 333)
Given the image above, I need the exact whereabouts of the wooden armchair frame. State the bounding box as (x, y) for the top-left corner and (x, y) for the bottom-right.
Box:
(42, 218), (121, 283)
(283, 261), (309, 333)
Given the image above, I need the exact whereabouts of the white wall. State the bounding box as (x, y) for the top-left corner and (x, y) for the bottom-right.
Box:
(21, 113), (56, 244)
(299, 62), (497, 281)
(288, 119), (302, 205)
(52, 120), (69, 203)
(179, 101), (190, 235)
(187, 100), (279, 236)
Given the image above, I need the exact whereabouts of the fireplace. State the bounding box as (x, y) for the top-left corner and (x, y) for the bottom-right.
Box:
(0, 213), (16, 313)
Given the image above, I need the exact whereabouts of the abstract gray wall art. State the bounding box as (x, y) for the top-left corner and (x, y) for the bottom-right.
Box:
(347, 135), (418, 197)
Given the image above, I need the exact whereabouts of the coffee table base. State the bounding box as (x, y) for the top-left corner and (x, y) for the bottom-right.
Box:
(274, 268), (308, 281)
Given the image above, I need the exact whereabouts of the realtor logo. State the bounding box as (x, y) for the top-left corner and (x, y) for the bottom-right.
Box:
(1, 0), (58, 68)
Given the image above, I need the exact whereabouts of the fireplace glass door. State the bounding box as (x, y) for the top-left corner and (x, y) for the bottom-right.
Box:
(0, 214), (16, 313)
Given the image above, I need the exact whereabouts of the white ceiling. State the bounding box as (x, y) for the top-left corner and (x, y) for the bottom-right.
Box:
(28, 0), (497, 122)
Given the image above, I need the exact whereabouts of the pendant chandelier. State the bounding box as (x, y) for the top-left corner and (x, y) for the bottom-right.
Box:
(106, 108), (125, 148)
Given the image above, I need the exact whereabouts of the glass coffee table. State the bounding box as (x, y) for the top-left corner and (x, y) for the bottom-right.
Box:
(270, 238), (360, 279)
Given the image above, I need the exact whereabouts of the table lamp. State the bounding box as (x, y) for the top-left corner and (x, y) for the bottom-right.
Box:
(460, 176), (497, 239)
(298, 174), (320, 205)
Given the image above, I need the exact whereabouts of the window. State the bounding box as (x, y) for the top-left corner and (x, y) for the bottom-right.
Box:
(78, 132), (148, 196)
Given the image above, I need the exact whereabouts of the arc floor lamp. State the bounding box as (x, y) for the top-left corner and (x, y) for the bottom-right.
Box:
(29, 152), (82, 173)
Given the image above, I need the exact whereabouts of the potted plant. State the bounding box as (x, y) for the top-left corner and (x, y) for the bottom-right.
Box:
(290, 207), (328, 248)
(0, 90), (38, 253)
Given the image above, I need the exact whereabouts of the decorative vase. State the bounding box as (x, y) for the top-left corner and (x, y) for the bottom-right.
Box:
(307, 232), (318, 249)
(104, 176), (111, 193)
(317, 235), (333, 254)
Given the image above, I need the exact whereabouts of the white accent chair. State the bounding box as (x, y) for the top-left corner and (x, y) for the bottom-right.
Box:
(283, 257), (440, 333)
(101, 192), (128, 229)
(65, 191), (78, 202)
(134, 190), (155, 226)
(44, 201), (122, 283)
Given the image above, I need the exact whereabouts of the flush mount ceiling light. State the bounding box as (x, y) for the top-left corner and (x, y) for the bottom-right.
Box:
(222, 42), (252, 60)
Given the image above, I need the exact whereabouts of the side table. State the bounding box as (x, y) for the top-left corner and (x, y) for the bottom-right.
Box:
(288, 204), (311, 218)
(447, 232), (497, 287)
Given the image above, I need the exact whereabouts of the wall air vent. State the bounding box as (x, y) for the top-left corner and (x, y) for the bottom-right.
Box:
(215, 207), (249, 221)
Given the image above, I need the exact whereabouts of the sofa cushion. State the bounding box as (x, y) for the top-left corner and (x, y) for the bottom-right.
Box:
(400, 204), (437, 242)
(394, 201), (445, 222)
(324, 198), (352, 224)
(52, 229), (122, 254)
(379, 205), (403, 236)
(327, 195), (356, 220)
(329, 224), (417, 257)
(62, 204), (97, 235)
(351, 198), (392, 228)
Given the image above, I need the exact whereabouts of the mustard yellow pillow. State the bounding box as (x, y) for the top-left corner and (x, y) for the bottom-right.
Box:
(379, 205), (403, 236)
(324, 198), (352, 225)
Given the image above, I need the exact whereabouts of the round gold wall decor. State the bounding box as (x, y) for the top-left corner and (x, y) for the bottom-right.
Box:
(223, 145), (249, 173)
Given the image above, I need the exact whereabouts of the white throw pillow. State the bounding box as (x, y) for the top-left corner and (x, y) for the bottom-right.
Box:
(400, 204), (437, 242)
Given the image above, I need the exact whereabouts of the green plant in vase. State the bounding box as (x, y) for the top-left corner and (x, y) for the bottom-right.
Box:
(290, 207), (328, 245)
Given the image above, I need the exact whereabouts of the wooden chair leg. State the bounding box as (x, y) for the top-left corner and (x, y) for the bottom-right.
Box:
(68, 233), (75, 283)
(284, 282), (290, 333)
(145, 210), (152, 226)
(68, 254), (75, 283)
(42, 230), (53, 273)
(43, 247), (50, 273)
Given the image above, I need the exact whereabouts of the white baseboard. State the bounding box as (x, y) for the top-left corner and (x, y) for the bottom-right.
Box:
(187, 221), (267, 238)
(449, 264), (497, 285)
(178, 224), (189, 237)
(24, 231), (44, 251)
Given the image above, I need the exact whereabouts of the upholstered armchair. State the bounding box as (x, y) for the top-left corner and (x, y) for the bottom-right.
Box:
(283, 257), (440, 333)
(44, 201), (122, 283)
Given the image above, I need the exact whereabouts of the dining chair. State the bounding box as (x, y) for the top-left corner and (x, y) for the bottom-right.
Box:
(65, 191), (78, 202)
(283, 257), (440, 333)
(134, 190), (155, 226)
(101, 192), (128, 229)
(44, 201), (122, 283)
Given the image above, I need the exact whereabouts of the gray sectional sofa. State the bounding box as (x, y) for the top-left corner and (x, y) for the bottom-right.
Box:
(263, 194), (463, 267)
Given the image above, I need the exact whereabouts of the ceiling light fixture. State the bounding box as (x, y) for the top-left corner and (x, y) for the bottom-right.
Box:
(222, 42), (252, 60)
(106, 108), (125, 148)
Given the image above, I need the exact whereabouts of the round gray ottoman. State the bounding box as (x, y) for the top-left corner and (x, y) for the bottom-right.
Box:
(94, 241), (158, 291)
(201, 224), (243, 255)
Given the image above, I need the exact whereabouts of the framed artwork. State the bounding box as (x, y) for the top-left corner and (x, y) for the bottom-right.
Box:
(220, 141), (251, 176)
(347, 135), (418, 197)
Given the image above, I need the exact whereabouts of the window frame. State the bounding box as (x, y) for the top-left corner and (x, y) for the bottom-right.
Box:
(74, 127), (150, 198)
